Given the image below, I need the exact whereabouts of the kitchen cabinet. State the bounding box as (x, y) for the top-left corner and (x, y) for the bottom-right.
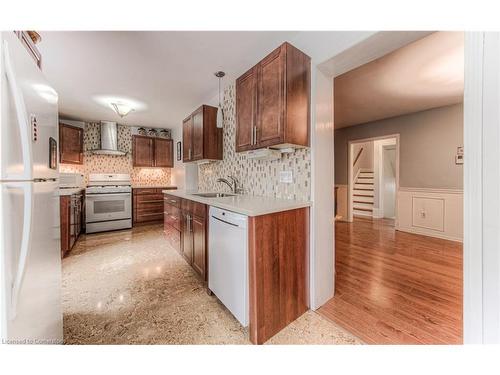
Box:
(132, 135), (173, 167)
(133, 187), (175, 225)
(60, 192), (84, 257)
(163, 194), (182, 252)
(181, 211), (194, 264)
(182, 105), (222, 163)
(235, 67), (258, 152)
(235, 42), (310, 152)
(163, 194), (207, 280)
(59, 123), (84, 164)
(154, 138), (173, 167)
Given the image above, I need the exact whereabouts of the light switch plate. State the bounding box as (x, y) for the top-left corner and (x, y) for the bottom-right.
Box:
(279, 170), (293, 184)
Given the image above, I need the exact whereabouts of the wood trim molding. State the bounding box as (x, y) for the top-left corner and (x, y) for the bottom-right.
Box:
(463, 32), (485, 343)
(398, 187), (464, 195)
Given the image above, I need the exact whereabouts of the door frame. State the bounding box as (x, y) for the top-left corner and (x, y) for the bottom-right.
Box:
(347, 134), (400, 223)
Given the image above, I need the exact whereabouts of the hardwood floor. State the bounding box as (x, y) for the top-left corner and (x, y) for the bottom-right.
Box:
(318, 217), (463, 344)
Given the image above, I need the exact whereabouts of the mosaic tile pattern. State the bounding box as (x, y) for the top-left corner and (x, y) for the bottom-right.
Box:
(60, 123), (171, 186)
(198, 83), (311, 201)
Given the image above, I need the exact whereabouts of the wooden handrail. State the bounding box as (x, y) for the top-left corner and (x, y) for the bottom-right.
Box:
(353, 147), (364, 166)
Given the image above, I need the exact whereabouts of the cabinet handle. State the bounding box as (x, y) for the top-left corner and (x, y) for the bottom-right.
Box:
(188, 148), (192, 160)
(252, 126), (257, 145)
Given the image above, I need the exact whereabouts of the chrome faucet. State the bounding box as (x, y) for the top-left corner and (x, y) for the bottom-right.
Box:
(216, 175), (243, 194)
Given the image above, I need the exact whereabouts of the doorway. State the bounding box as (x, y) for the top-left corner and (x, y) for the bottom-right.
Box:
(347, 135), (399, 223)
(317, 31), (464, 344)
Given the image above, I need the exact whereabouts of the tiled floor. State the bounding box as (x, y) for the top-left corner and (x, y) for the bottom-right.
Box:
(62, 224), (361, 345)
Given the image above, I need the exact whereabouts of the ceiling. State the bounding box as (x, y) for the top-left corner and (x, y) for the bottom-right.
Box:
(38, 31), (300, 129)
(334, 31), (464, 129)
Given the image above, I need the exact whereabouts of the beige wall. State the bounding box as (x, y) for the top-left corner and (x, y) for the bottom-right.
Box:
(335, 103), (463, 189)
(352, 141), (373, 175)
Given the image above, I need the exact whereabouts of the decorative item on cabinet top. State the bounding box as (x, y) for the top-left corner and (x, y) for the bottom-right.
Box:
(132, 127), (171, 139)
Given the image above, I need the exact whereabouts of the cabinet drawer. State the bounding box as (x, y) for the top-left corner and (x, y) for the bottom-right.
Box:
(136, 202), (163, 214)
(164, 205), (181, 231)
(136, 212), (164, 223)
(135, 194), (164, 203)
(181, 199), (206, 218)
(164, 194), (181, 208)
(133, 188), (159, 195)
(163, 224), (181, 253)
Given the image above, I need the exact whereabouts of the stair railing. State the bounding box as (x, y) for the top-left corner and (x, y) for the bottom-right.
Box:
(353, 147), (364, 166)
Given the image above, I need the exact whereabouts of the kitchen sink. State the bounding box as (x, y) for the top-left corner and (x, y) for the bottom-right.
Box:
(193, 192), (236, 198)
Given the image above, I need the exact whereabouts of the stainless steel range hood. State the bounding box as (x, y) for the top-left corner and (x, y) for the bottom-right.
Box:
(91, 121), (127, 156)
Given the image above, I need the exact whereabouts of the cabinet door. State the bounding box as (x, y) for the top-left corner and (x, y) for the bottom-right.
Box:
(236, 67), (257, 152)
(181, 212), (193, 264)
(192, 108), (204, 160)
(69, 196), (76, 249)
(182, 117), (193, 162)
(132, 135), (154, 167)
(154, 138), (173, 167)
(257, 46), (285, 148)
(60, 196), (71, 257)
(59, 123), (84, 164)
(191, 215), (206, 279)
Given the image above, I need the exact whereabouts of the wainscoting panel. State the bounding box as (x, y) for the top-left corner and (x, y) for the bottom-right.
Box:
(397, 188), (463, 242)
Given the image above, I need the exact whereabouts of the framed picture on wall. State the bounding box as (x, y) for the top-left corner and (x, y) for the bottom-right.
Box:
(177, 141), (181, 161)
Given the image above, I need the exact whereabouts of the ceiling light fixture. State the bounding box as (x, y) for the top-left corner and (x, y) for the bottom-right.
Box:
(214, 71), (225, 129)
(110, 102), (134, 118)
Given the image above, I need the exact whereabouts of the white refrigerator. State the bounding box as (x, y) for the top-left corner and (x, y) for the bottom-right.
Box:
(0, 32), (63, 344)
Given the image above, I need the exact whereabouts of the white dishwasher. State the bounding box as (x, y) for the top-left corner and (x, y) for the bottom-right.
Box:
(208, 206), (249, 326)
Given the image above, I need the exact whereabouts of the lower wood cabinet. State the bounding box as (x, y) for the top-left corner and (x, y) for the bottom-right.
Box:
(164, 193), (207, 280)
(133, 187), (176, 225)
(60, 192), (84, 257)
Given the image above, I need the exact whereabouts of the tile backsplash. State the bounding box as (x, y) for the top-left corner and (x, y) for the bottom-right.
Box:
(59, 123), (171, 186)
(198, 83), (311, 201)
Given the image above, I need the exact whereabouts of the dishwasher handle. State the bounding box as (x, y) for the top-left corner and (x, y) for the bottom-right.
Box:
(211, 215), (241, 228)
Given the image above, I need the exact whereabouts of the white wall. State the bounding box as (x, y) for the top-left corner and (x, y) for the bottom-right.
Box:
(289, 31), (378, 310)
(373, 137), (397, 218)
(170, 126), (198, 191)
(382, 146), (396, 218)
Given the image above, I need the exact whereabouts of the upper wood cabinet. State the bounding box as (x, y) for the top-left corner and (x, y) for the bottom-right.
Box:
(132, 135), (173, 167)
(235, 67), (258, 152)
(154, 138), (173, 167)
(236, 42), (311, 152)
(59, 123), (84, 164)
(182, 105), (222, 163)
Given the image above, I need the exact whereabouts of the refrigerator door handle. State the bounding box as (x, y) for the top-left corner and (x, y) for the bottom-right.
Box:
(8, 182), (34, 319)
(2, 40), (33, 181)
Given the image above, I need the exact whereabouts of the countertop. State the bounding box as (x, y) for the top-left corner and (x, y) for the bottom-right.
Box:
(132, 185), (177, 189)
(162, 190), (311, 217)
(59, 187), (85, 196)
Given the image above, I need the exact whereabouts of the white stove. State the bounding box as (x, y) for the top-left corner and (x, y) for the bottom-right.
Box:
(85, 174), (132, 233)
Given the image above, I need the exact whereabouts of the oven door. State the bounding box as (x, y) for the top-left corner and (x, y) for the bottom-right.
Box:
(85, 193), (131, 223)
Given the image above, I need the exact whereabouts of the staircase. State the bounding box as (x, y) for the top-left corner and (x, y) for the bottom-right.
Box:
(353, 170), (374, 217)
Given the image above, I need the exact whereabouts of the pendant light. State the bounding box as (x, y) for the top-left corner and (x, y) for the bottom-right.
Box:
(215, 71), (225, 128)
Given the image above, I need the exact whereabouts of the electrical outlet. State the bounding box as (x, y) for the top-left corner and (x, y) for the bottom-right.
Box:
(279, 171), (293, 184)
